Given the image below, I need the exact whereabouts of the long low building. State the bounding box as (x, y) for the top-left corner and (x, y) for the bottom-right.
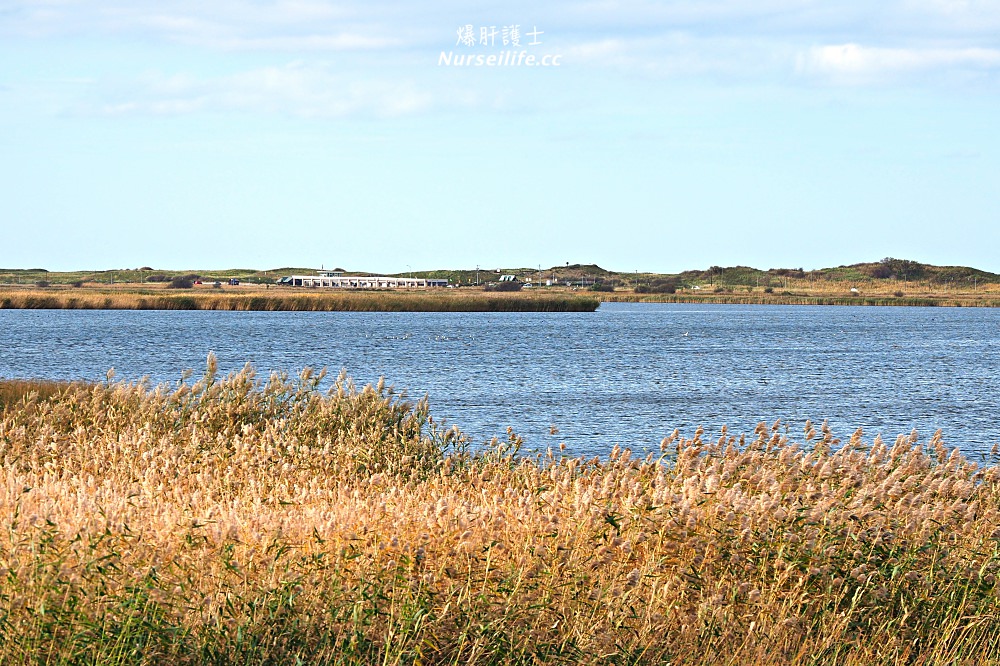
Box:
(278, 275), (448, 289)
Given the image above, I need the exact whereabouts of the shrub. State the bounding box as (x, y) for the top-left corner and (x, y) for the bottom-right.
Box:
(146, 273), (169, 283)
(485, 281), (522, 292)
(650, 278), (678, 294)
(167, 276), (194, 289)
(869, 264), (893, 279)
(589, 282), (614, 292)
(763, 286), (774, 294)
(868, 257), (926, 281)
(71, 280), (84, 288)
(770, 267), (805, 278)
(635, 279), (677, 294)
(35, 280), (50, 288)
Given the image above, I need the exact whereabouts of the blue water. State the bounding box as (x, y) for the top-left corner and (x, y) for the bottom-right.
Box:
(2, 303), (998, 458)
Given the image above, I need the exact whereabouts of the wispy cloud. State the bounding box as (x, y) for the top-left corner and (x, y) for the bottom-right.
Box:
(92, 63), (435, 118)
(1, 0), (399, 51)
(898, 0), (1000, 32)
(6, 0), (1000, 90)
(799, 43), (1000, 84)
(210, 34), (400, 51)
(563, 34), (797, 83)
(9, 0), (1000, 46)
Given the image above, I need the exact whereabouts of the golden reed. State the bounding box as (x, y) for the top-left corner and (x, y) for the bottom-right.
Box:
(1, 361), (999, 664)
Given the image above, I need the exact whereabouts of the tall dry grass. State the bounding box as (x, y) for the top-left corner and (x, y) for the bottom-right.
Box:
(0, 379), (79, 412)
(2, 360), (1000, 664)
(0, 288), (599, 312)
(604, 292), (1000, 308)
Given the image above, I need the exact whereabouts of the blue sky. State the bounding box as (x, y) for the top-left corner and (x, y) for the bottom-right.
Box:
(2, 1), (999, 273)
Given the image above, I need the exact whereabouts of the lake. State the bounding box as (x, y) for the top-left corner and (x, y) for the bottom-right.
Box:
(2, 303), (998, 458)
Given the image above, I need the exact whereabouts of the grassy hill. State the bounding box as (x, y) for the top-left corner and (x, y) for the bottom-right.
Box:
(2, 258), (998, 290)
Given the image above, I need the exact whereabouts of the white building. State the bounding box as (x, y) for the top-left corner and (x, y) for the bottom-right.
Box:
(278, 274), (448, 289)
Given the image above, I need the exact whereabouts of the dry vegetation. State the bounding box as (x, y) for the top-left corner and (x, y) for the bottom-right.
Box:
(604, 290), (1000, 307)
(604, 278), (1000, 307)
(9, 283), (1000, 311)
(0, 287), (599, 313)
(0, 379), (76, 412)
(2, 362), (1000, 664)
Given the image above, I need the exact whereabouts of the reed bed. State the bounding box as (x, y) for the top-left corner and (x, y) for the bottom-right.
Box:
(2, 363), (1000, 665)
(604, 292), (1000, 307)
(0, 289), (599, 313)
(0, 379), (79, 412)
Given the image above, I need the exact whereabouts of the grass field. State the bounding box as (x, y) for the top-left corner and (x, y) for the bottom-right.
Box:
(2, 365), (999, 664)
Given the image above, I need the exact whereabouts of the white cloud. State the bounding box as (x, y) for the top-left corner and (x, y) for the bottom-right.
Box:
(1, 0), (399, 51)
(561, 33), (799, 83)
(212, 34), (400, 51)
(799, 43), (1000, 84)
(565, 39), (627, 62)
(899, 0), (1000, 24)
(0, 0), (949, 47)
(94, 63), (434, 118)
(6, 0), (1000, 90)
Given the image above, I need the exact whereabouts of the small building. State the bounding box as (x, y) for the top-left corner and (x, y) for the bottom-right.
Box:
(278, 274), (448, 289)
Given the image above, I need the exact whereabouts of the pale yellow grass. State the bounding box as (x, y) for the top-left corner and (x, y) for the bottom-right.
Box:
(0, 287), (598, 312)
(1, 360), (999, 664)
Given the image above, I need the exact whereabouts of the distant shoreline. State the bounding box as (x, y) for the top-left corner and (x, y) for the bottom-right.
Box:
(2, 258), (998, 310)
(0, 285), (1000, 312)
(3, 284), (1000, 312)
(0, 286), (600, 313)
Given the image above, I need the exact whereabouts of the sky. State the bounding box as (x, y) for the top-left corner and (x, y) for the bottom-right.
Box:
(1, 1), (999, 274)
